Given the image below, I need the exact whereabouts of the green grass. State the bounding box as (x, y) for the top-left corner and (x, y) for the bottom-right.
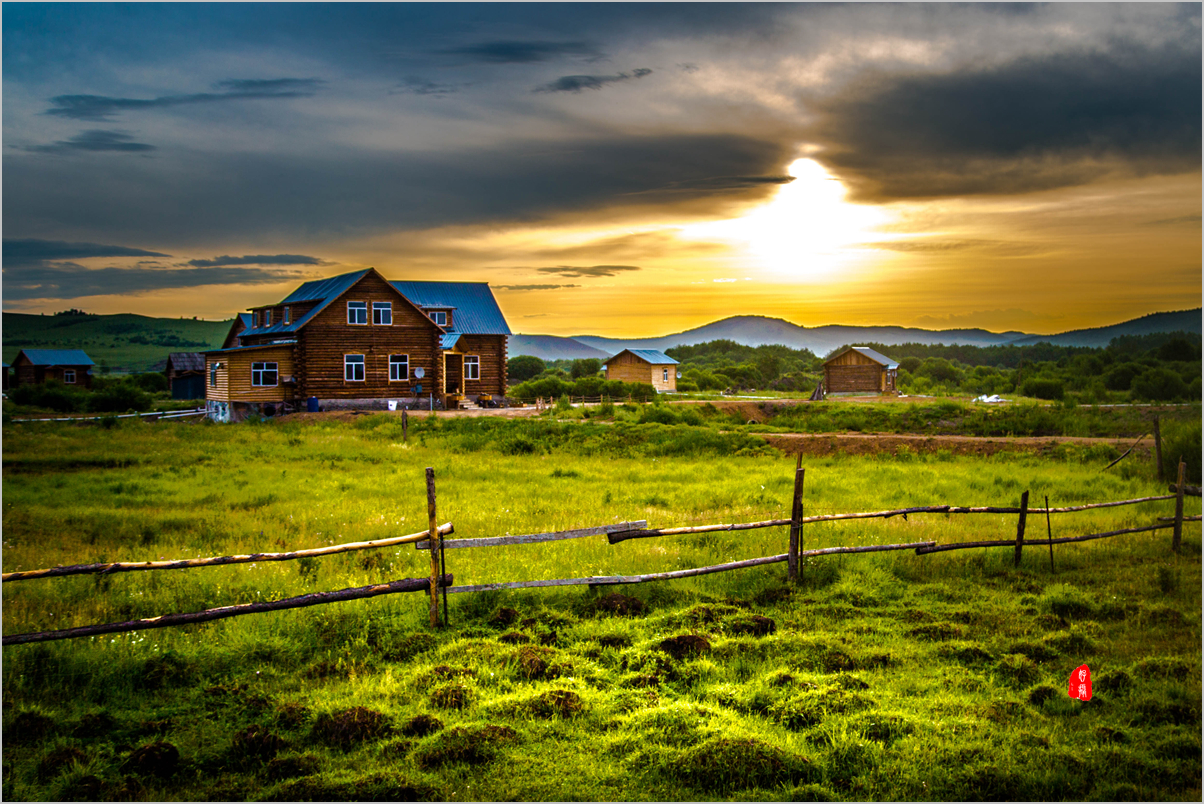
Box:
(2, 415), (1200, 801)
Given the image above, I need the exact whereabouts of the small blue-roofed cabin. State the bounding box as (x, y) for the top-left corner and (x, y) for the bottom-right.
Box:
(603, 349), (679, 392)
(822, 346), (898, 395)
(11, 349), (95, 389)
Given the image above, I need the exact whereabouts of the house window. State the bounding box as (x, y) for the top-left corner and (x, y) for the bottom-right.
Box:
(428, 310), (447, 326)
(389, 354), (409, 381)
(347, 301), (368, 325)
(464, 355), (480, 381)
(263, 309), (272, 327)
(211, 364), (218, 387)
(283, 307), (291, 325)
(345, 354), (365, 381)
(373, 302), (392, 325)
(64, 370), (76, 384)
(663, 368), (669, 383)
(252, 362), (278, 387)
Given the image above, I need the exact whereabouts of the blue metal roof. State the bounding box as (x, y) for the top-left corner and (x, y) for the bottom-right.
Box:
(441, 333), (462, 350)
(607, 348), (679, 366)
(851, 347), (899, 369)
(241, 270), (371, 337)
(17, 349), (95, 366)
(390, 281), (512, 336)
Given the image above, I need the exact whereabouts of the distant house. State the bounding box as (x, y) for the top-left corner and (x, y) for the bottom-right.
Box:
(165, 352), (206, 399)
(603, 349), (679, 393)
(822, 346), (898, 395)
(2, 363), (10, 392)
(204, 268), (511, 421)
(10, 349), (95, 389)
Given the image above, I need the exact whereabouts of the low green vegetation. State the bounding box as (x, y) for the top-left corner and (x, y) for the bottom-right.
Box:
(2, 414), (1200, 800)
(5, 374), (199, 417)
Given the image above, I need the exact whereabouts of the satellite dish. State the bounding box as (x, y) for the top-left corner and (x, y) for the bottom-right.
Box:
(676, 371), (682, 379)
(414, 367), (425, 379)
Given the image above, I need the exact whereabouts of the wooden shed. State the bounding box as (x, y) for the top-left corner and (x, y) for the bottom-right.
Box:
(165, 352), (206, 400)
(822, 347), (898, 395)
(10, 349), (95, 389)
(603, 349), (679, 393)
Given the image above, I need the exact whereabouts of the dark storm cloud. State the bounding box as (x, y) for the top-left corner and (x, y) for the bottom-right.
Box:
(391, 77), (463, 97)
(3, 239), (171, 266)
(657, 175), (794, 192)
(5, 133), (792, 243)
(810, 45), (1202, 200)
(3, 262), (305, 301)
(27, 130), (156, 154)
(438, 40), (602, 64)
(535, 68), (652, 93)
(535, 265), (641, 278)
(185, 254), (327, 268)
(46, 78), (323, 120)
(495, 283), (582, 291)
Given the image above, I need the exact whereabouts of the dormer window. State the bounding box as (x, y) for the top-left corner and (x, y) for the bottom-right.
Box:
(263, 309), (272, 327)
(283, 307), (291, 325)
(428, 311), (447, 326)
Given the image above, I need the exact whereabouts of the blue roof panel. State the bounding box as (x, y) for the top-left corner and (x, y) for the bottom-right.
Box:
(390, 281), (511, 336)
(607, 348), (678, 366)
(241, 270), (371, 337)
(18, 349), (95, 366)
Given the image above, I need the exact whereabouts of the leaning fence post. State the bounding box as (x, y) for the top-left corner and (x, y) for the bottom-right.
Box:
(1153, 417), (1163, 481)
(1172, 460), (1186, 553)
(403, 408), (408, 443)
(788, 455), (804, 583)
(426, 467), (441, 627)
(1045, 494), (1055, 574)
(1014, 490), (1029, 567)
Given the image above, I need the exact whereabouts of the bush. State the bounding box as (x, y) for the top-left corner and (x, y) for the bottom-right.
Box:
(8, 380), (86, 413)
(1132, 368), (1188, 402)
(1104, 363), (1142, 391)
(507, 355), (546, 383)
(1022, 378), (1065, 401)
(1160, 419), (1202, 483)
(133, 372), (169, 393)
(89, 382), (151, 413)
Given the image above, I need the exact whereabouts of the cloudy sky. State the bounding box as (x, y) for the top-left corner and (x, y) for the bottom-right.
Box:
(3, 3), (1200, 336)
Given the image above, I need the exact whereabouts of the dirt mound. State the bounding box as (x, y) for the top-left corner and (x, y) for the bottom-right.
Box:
(400, 714), (443, 737)
(594, 593), (646, 617)
(122, 740), (180, 777)
(413, 724), (519, 769)
(231, 724), (285, 764)
(311, 707), (392, 748)
(528, 690), (583, 718)
(659, 634), (712, 661)
(729, 615), (777, 637)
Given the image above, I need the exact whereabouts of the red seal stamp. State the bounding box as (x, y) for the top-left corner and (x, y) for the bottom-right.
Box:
(1068, 664), (1092, 701)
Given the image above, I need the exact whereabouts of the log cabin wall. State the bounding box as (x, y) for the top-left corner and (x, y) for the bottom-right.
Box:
(205, 346), (296, 403)
(292, 273), (444, 400)
(823, 351), (886, 393)
(456, 334), (508, 397)
(11, 358), (93, 389)
(605, 351), (653, 384)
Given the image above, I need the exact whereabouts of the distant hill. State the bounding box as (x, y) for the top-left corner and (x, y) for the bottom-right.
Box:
(568, 315), (1029, 358)
(1005, 309), (1201, 348)
(508, 334), (609, 361)
(2, 311), (233, 373)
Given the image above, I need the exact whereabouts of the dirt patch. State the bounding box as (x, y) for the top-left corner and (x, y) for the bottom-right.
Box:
(265, 753), (321, 782)
(121, 740), (180, 778)
(659, 634), (712, 661)
(9, 710), (57, 743)
(71, 711), (118, 739)
(412, 724), (519, 769)
(231, 724), (285, 764)
(513, 646), (558, 680)
(598, 634), (632, 649)
(499, 631), (530, 645)
(429, 683), (475, 710)
(37, 745), (87, 781)
(729, 615), (777, 637)
(761, 431), (1150, 459)
(59, 773), (106, 801)
(594, 593), (646, 617)
(489, 607), (521, 627)
(400, 714), (443, 738)
(311, 707), (392, 748)
(675, 737), (811, 793)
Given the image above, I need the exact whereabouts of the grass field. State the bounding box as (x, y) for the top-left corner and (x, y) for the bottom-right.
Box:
(2, 413), (1200, 801)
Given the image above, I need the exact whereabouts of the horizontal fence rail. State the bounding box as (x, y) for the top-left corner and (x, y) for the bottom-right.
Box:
(9, 407), (206, 423)
(3, 574), (453, 646)
(416, 521), (646, 550)
(3, 524), (454, 583)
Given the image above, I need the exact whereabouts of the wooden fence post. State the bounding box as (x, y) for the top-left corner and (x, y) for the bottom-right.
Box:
(1045, 494), (1055, 574)
(1172, 460), (1185, 553)
(1014, 490), (1029, 567)
(1153, 417), (1163, 481)
(402, 408), (408, 443)
(427, 468), (441, 627)
(788, 455), (804, 583)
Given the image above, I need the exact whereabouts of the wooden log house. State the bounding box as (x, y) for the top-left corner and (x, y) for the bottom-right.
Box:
(10, 349), (95, 389)
(204, 269), (510, 421)
(822, 346), (898, 395)
(603, 349), (679, 393)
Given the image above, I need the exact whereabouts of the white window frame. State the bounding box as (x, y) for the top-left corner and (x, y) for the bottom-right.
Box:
(263, 309), (272, 327)
(210, 364), (218, 387)
(252, 361), (278, 387)
(663, 368), (669, 383)
(347, 301), (368, 325)
(345, 354), (365, 381)
(389, 354), (409, 382)
(64, 370), (76, 384)
(464, 355), (480, 381)
(283, 306), (291, 325)
(428, 310), (447, 326)
(373, 302), (393, 326)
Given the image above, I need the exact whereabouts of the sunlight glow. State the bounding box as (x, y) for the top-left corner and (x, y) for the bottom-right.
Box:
(680, 158), (892, 281)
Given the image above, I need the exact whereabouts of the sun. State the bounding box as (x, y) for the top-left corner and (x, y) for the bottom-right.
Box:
(680, 158), (891, 281)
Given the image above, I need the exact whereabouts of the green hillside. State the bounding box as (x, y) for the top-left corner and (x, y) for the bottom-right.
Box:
(2, 311), (233, 374)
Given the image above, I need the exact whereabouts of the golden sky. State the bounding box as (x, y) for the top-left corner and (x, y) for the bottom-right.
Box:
(4, 4), (1200, 337)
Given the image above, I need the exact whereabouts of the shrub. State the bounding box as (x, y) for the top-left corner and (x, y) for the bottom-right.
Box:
(9, 380), (87, 413)
(1022, 378), (1065, 401)
(1132, 368), (1188, 402)
(507, 355), (545, 382)
(132, 372), (169, 393)
(1159, 419), (1201, 483)
(89, 382), (150, 413)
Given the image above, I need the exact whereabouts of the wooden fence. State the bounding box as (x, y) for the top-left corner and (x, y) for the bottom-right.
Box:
(2, 460), (1198, 646)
